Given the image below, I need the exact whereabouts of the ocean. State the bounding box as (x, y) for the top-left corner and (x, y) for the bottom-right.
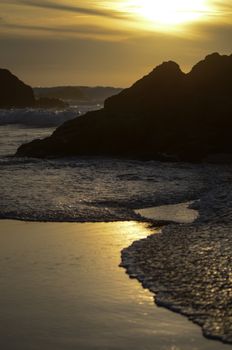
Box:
(0, 105), (222, 223)
(1, 106), (232, 349)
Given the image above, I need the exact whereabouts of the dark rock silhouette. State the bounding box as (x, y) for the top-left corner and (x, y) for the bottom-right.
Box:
(16, 53), (232, 161)
(0, 69), (35, 108)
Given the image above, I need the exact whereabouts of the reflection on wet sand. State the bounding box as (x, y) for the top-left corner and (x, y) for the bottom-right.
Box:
(0, 220), (230, 350)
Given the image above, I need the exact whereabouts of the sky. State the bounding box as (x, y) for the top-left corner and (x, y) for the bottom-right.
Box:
(0, 0), (232, 87)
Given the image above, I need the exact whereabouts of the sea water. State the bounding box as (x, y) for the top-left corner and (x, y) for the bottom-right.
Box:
(0, 107), (228, 222)
(0, 107), (231, 349)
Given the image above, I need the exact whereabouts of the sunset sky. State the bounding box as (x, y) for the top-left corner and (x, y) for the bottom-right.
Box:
(0, 0), (232, 87)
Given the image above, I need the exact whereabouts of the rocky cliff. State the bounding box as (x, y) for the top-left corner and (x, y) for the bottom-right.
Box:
(16, 53), (232, 161)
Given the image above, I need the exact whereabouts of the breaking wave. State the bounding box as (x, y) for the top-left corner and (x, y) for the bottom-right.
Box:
(0, 105), (102, 127)
(0, 108), (80, 127)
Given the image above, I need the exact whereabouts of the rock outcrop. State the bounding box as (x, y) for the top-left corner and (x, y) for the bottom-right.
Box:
(0, 69), (35, 108)
(16, 53), (232, 161)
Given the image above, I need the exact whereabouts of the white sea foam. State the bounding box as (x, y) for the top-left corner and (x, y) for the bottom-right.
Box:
(0, 108), (79, 127)
(0, 104), (102, 127)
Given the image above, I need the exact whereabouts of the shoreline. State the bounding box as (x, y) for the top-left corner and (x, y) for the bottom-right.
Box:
(121, 187), (232, 344)
(1, 219), (229, 350)
(1, 185), (232, 345)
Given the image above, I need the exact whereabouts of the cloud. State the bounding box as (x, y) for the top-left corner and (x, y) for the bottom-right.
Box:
(4, 0), (129, 20)
(0, 1), (134, 41)
(211, 0), (232, 19)
(213, 0), (232, 10)
(1, 21), (132, 40)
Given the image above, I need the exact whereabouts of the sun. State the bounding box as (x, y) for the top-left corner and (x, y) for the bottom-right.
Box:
(122, 0), (210, 28)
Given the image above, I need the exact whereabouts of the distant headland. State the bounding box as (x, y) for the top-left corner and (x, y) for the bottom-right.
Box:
(16, 52), (232, 162)
(0, 69), (122, 109)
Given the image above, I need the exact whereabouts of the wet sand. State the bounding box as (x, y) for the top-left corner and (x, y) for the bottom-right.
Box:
(136, 201), (199, 224)
(0, 219), (230, 349)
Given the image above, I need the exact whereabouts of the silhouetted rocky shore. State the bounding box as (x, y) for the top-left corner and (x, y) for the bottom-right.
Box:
(16, 53), (232, 162)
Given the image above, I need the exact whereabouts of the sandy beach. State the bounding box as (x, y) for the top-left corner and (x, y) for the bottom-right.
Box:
(0, 219), (231, 350)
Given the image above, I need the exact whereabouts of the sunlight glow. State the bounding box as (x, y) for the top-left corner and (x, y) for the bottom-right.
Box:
(118, 0), (211, 29)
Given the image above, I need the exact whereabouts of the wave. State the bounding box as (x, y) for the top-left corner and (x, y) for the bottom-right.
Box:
(0, 104), (103, 127)
(0, 155), (216, 223)
(0, 108), (80, 127)
(0, 155), (42, 166)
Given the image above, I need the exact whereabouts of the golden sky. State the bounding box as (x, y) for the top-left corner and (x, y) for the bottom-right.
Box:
(0, 0), (231, 86)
